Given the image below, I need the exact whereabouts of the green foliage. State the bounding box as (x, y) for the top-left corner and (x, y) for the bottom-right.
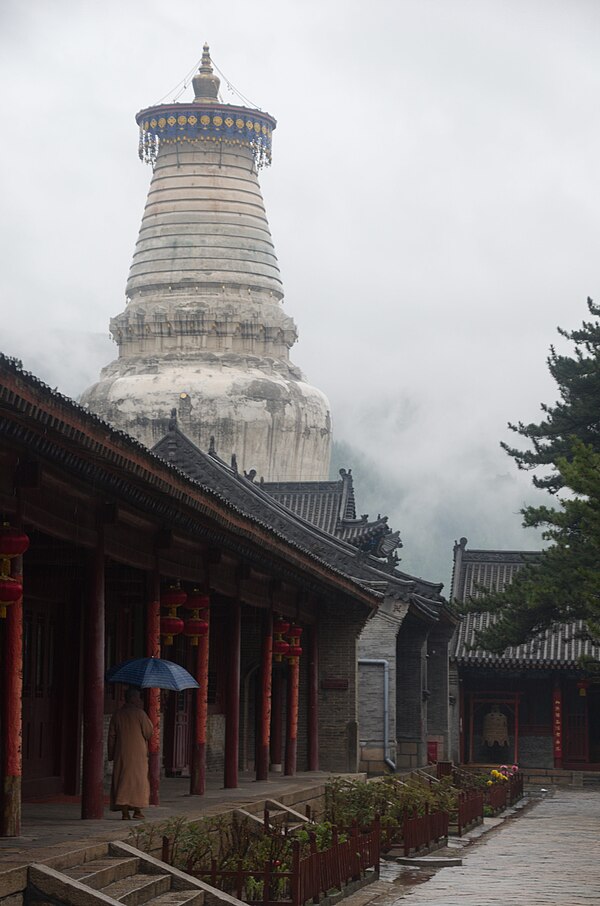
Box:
(461, 298), (600, 651)
(323, 775), (458, 847)
(464, 441), (600, 650)
(501, 297), (600, 493)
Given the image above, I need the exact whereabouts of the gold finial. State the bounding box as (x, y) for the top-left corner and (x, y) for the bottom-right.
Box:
(193, 42), (220, 103)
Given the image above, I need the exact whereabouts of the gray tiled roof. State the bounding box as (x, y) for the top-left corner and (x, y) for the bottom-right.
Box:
(152, 420), (448, 611)
(263, 470), (403, 559)
(451, 542), (600, 668)
(453, 613), (600, 668)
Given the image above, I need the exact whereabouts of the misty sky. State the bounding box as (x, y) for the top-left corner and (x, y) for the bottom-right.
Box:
(2, 0), (599, 589)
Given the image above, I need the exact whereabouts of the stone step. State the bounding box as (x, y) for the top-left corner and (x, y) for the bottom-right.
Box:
(150, 891), (204, 906)
(64, 858), (140, 890)
(101, 873), (172, 906)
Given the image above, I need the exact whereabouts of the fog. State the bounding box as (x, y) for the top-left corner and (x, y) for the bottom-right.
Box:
(3, 0), (598, 589)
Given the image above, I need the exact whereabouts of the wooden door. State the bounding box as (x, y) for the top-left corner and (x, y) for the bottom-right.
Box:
(22, 599), (62, 797)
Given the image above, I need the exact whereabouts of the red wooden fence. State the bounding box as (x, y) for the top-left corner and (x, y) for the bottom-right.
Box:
(173, 820), (380, 906)
(402, 805), (448, 857)
(456, 790), (484, 835)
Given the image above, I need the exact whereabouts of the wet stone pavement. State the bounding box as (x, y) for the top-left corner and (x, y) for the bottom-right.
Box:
(345, 788), (600, 906)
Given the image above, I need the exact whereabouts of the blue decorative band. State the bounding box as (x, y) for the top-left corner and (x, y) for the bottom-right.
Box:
(136, 103), (276, 169)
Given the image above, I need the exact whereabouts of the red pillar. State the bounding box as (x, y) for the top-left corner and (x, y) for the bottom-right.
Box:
(191, 602), (210, 795)
(146, 566), (161, 806)
(256, 610), (273, 781)
(1, 555), (23, 837)
(224, 598), (241, 789)
(270, 666), (283, 772)
(81, 528), (105, 819)
(285, 656), (300, 776)
(308, 623), (319, 772)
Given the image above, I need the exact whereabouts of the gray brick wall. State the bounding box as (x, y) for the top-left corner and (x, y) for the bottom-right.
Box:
(318, 600), (367, 772)
(427, 628), (451, 759)
(448, 661), (460, 762)
(396, 614), (430, 767)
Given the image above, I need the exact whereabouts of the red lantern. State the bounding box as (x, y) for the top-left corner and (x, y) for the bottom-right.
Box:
(273, 617), (291, 662)
(184, 617), (209, 646)
(287, 625), (303, 663)
(185, 590), (210, 611)
(0, 523), (29, 577)
(273, 639), (290, 659)
(181, 589), (210, 645)
(161, 585), (188, 610)
(160, 615), (184, 646)
(0, 576), (23, 619)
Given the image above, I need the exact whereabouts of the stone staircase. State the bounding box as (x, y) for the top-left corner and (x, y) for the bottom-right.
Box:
(28, 841), (243, 906)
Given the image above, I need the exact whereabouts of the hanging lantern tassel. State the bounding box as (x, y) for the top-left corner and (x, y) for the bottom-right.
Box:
(183, 589), (210, 646)
(160, 583), (187, 645)
(273, 618), (290, 662)
(287, 625), (303, 664)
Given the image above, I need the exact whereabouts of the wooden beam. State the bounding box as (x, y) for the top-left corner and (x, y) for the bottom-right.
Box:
(81, 525), (105, 819)
(190, 596), (210, 795)
(224, 597), (241, 789)
(256, 610), (273, 781)
(1, 536), (23, 836)
(285, 655), (300, 777)
(146, 563), (161, 806)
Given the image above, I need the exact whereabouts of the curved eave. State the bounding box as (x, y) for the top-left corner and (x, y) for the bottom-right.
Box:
(0, 355), (378, 611)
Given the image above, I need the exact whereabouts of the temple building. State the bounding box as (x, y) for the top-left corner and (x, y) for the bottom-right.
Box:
(80, 45), (458, 778)
(81, 46), (331, 483)
(450, 538), (600, 772)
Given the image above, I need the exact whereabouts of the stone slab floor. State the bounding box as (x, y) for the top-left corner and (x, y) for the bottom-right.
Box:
(349, 788), (600, 906)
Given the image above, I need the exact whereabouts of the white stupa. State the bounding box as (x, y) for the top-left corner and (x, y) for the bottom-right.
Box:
(81, 46), (331, 481)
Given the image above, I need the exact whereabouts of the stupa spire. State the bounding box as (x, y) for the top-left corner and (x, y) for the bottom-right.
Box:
(192, 43), (220, 103)
(81, 48), (332, 482)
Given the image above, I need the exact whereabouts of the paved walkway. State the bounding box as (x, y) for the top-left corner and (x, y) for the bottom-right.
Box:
(357, 789), (600, 906)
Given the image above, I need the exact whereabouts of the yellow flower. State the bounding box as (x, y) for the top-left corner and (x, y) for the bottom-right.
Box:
(487, 780), (493, 786)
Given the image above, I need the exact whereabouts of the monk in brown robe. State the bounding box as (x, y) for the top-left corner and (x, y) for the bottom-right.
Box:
(108, 687), (154, 819)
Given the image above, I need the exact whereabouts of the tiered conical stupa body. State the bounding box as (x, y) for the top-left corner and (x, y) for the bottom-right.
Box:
(81, 47), (331, 481)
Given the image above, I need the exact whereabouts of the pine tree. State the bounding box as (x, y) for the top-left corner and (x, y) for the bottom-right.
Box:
(473, 441), (600, 650)
(466, 297), (600, 650)
(501, 296), (600, 492)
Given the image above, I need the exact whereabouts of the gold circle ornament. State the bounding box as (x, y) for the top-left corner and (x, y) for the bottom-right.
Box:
(254, 122), (261, 133)
(236, 118), (244, 129)
(200, 114), (210, 125)
(177, 115), (187, 125)
(188, 115), (197, 125)
(246, 120), (253, 130)
(213, 115), (223, 126)
(158, 117), (166, 128)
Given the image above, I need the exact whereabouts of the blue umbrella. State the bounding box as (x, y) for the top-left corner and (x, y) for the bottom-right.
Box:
(105, 657), (199, 691)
